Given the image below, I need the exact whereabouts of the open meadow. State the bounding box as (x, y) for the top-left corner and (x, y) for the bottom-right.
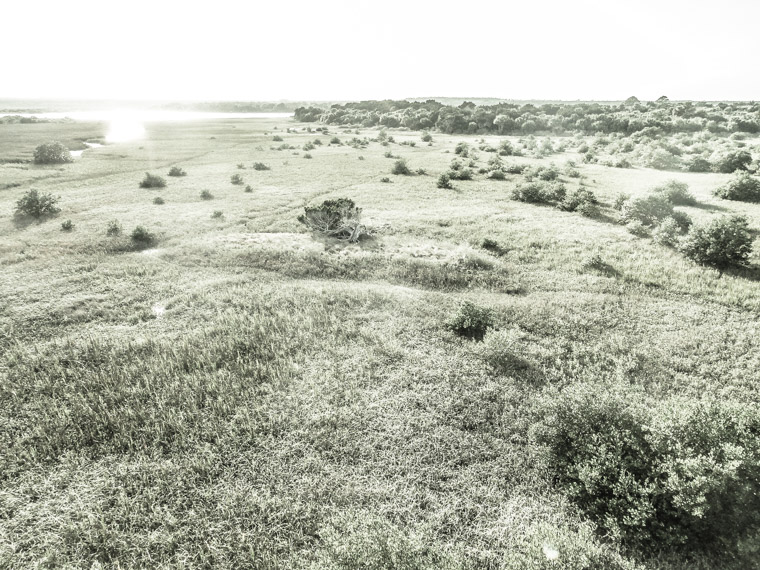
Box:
(2, 115), (760, 568)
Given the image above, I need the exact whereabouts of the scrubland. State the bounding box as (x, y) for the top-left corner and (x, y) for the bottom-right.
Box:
(2, 114), (760, 569)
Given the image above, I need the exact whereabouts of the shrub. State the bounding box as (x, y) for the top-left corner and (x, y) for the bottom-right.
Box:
(33, 141), (72, 164)
(454, 142), (469, 157)
(679, 215), (753, 273)
(211, 210), (223, 219)
(252, 162), (270, 171)
(713, 173), (760, 202)
(60, 219), (74, 232)
(445, 301), (494, 341)
(200, 190), (213, 200)
(612, 192), (630, 211)
(303, 153), (313, 159)
(652, 217), (682, 246)
(488, 170), (506, 180)
(480, 328), (531, 375)
(244, 185), (253, 193)
(652, 180), (697, 206)
(560, 189), (598, 212)
(14, 189), (61, 219)
(421, 132), (433, 142)
(152, 196), (165, 205)
(139, 173), (166, 189)
(669, 210), (693, 232)
(297, 198), (363, 241)
(447, 167), (473, 181)
(106, 220), (122, 236)
(619, 194), (673, 226)
(715, 150), (752, 173)
(626, 220), (650, 237)
(686, 156), (712, 173)
(504, 163), (528, 174)
(237, 163), (245, 169)
(391, 159), (411, 175)
(532, 385), (760, 554)
(511, 181), (566, 204)
(302, 142), (315, 151)
(330, 136), (341, 144)
(437, 173), (453, 189)
(131, 226), (155, 246)
(415, 168), (427, 176)
(272, 135), (283, 141)
(168, 166), (186, 177)
(230, 173), (244, 185)
(380, 177), (391, 183)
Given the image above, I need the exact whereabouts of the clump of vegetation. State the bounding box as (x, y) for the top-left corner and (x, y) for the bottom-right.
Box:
(14, 189), (61, 220)
(252, 162), (271, 171)
(106, 219), (122, 236)
(153, 197), (165, 205)
(437, 173), (453, 189)
(211, 210), (224, 219)
(139, 173), (167, 189)
(130, 226), (155, 247)
(380, 177), (391, 183)
(200, 190), (214, 200)
(532, 384), (760, 554)
(619, 193), (673, 227)
(454, 142), (469, 157)
(231, 173), (244, 185)
(511, 181), (566, 204)
(560, 188), (598, 214)
(330, 136), (341, 145)
(237, 163), (245, 169)
(244, 184), (253, 193)
(421, 132), (432, 142)
(272, 135), (283, 142)
(168, 166), (186, 177)
(715, 150), (752, 173)
(686, 156), (712, 172)
(391, 159), (411, 175)
(60, 219), (74, 232)
(652, 180), (697, 206)
(297, 198), (364, 242)
(679, 215), (753, 274)
(713, 173), (760, 202)
(33, 141), (72, 164)
(626, 220), (650, 237)
(303, 153), (312, 159)
(445, 301), (494, 341)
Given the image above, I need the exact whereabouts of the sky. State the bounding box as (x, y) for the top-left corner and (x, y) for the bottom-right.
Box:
(2, 0), (758, 102)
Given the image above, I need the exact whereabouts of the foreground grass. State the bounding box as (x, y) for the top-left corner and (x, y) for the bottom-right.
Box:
(2, 117), (760, 568)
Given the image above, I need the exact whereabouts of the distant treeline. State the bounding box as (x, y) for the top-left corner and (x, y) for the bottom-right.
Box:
(294, 99), (760, 135)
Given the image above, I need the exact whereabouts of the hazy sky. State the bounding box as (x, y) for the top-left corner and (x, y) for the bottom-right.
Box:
(3, 0), (758, 102)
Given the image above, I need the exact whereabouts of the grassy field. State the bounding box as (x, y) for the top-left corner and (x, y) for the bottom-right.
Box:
(2, 117), (760, 568)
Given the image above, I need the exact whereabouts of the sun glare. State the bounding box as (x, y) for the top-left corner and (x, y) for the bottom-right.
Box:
(106, 112), (146, 142)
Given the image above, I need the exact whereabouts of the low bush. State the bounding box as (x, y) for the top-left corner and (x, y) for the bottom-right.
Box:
(715, 150), (752, 173)
(139, 173), (166, 189)
(252, 162), (270, 171)
(380, 177), (391, 183)
(330, 136), (341, 145)
(626, 220), (650, 237)
(297, 198), (363, 242)
(612, 192), (630, 211)
(652, 180), (697, 206)
(686, 156), (712, 172)
(454, 142), (469, 156)
(445, 301), (494, 341)
(437, 173), (453, 189)
(391, 159), (411, 175)
(211, 210), (224, 219)
(60, 219), (74, 231)
(200, 190), (213, 200)
(303, 153), (313, 159)
(33, 141), (72, 164)
(619, 193), (673, 227)
(106, 220), (122, 236)
(244, 185), (253, 193)
(652, 217), (682, 246)
(511, 181), (566, 204)
(231, 173), (244, 185)
(679, 215), (753, 273)
(531, 385), (760, 556)
(14, 189), (61, 220)
(713, 173), (760, 202)
(131, 226), (155, 246)
(421, 132), (433, 142)
(560, 188), (598, 212)
(272, 135), (283, 141)
(168, 166), (186, 177)
(152, 197), (165, 205)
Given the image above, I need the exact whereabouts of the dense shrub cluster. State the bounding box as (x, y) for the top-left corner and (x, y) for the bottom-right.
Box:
(679, 215), (753, 273)
(298, 198), (364, 242)
(14, 189), (61, 219)
(445, 301), (494, 340)
(511, 181), (566, 204)
(713, 173), (760, 202)
(168, 166), (186, 177)
(391, 159), (411, 175)
(139, 173), (166, 189)
(652, 180), (697, 206)
(33, 141), (72, 164)
(532, 385), (760, 556)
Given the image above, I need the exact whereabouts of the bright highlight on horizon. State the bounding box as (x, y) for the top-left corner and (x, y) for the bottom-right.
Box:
(105, 113), (146, 142)
(1, 0), (759, 102)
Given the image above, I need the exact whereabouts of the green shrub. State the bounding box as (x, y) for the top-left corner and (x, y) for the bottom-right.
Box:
(715, 150), (752, 173)
(106, 220), (122, 236)
(252, 162), (270, 171)
(272, 135), (283, 142)
(211, 210), (223, 219)
(454, 142), (469, 156)
(713, 173), (760, 202)
(60, 219), (74, 232)
(504, 163), (528, 174)
(131, 226), (155, 246)
(560, 189), (598, 212)
(613, 192), (630, 211)
(244, 184), (253, 193)
(626, 220), (650, 237)
(686, 156), (712, 172)
(652, 180), (697, 206)
(391, 159), (411, 175)
(298, 198), (363, 241)
(231, 173), (243, 185)
(437, 173), (453, 189)
(302, 142), (315, 151)
(330, 136), (341, 145)
(14, 189), (61, 219)
(380, 177), (391, 183)
(415, 168), (427, 176)
(669, 210), (693, 232)
(168, 166), (186, 177)
(152, 196), (165, 205)
(511, 181), (566, 204)
(200, 190), (213, 200)
(652, 217), (681, 246)
(620, 194), (673, 226)
(480, 328), (531, 375)
(678, 215), (753, 273)
(447, 167), (473, 181)
(445, 301), (494, 341)
(303, 153), (313, 159)
(139, 173), (166, 189)
(421, 132), (433, 142)
(531, 385), (760, 554)
(33, 141), (72, 164)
